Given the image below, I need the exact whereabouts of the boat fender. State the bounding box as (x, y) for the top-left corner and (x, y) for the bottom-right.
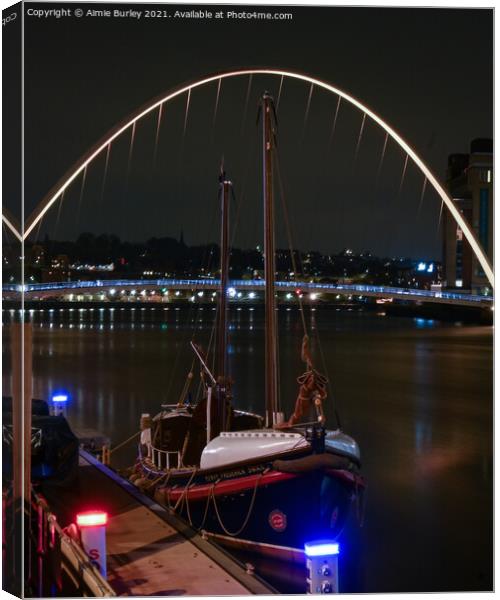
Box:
(272, 453), (350, 473)
(134, 477), (148, 489)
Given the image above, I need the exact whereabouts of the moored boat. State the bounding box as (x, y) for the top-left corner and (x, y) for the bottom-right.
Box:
(132, 91), (365, 555)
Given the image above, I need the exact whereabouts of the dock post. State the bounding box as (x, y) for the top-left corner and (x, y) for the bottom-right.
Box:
(76, 511), (108, 578)
(304, 541), (340, 594)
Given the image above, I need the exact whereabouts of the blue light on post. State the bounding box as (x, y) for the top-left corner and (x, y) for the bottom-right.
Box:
(304, 540), (340, 593)
(52, 393), (68, 403)
(304, 542), (340, 557)
(51, 391), (69, 416)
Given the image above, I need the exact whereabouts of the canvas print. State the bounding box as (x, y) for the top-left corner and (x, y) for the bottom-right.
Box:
(2, 2), (493, 596)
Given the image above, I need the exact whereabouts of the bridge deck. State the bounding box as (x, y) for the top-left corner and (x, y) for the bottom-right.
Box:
(3, 278), (493, 308)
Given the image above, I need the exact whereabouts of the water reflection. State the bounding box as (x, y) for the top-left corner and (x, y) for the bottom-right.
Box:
(1, 307), (493, 592)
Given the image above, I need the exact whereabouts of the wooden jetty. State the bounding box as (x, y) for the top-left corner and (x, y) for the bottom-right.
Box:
(41, 450), (276, 596)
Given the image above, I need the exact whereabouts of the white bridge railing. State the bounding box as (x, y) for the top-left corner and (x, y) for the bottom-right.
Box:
(148, 445), (181, 470)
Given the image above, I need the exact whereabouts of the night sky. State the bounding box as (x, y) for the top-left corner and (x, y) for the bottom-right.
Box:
(5, 4), (493, 259)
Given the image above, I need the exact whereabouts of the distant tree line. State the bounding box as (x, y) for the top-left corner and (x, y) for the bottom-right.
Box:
(3, 232), (436, 286)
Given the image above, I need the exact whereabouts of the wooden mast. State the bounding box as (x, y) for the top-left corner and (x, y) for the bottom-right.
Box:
(217, 169), (230, 384)
(261, 92), (278, 428)
(214, 168), (231, 435)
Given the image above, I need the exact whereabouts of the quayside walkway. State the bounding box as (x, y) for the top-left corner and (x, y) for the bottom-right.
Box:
(41, 450), (275, 596)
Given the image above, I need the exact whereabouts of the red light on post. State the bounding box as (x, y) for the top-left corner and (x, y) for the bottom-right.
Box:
(76, 511), (108, 578)
(76, 511), (108, 527)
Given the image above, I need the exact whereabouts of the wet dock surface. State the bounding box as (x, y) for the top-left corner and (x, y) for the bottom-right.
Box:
(41, 451), (275, 596)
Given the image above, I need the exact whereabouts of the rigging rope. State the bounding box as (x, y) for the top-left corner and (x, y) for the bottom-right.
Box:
(272, 134), (343, 429)
(272, 145), (308, 339)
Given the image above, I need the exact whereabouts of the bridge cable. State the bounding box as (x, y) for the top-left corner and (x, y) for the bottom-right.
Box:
(352, 113), (367, 174)
(375, 132), (389, 188)
(240, 74), (253, 136)
(76, 165), (87, 228)
(301, 83), (314, 141)
(153, 103), (164, 167)
(305, 92), (342, 270)
(100, 143), (111, 203)
(328, 97), (342, 148)
(276, 75), (284, 109)
(211, 78), (222, 145)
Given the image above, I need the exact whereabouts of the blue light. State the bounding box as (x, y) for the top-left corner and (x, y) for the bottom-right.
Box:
(417, 262), (427, 272)
(304, 541), (340, 557)
(427, 263), (434, 273)
(52, 393), (68, 403)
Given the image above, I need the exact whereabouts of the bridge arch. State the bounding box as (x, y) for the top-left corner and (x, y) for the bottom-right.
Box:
(8, 69), (493, 287)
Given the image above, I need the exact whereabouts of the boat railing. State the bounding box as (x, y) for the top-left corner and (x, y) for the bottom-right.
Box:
(149, 445), (181, 470)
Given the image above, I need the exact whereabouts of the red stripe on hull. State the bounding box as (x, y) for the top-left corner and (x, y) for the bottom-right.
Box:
(166, 470), (298, 502)
(164, 467), (364, 503)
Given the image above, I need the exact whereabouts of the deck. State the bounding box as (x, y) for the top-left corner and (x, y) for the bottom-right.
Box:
(41, 450), (276, 596)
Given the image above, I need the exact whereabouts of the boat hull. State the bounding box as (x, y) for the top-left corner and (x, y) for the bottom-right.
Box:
(151, 463), (362, 551)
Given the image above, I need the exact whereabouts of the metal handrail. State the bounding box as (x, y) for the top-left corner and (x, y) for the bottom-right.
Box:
(31, 491), (116, 597)
(149, 445), (181, 470)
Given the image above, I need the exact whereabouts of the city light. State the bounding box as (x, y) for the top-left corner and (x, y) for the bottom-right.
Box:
(197, 291), (204, 297)
(417, 262), (427, 272)
(248, 292), (256, 299)
(310, 293), (318, 300)
(227, 287), (237, 298)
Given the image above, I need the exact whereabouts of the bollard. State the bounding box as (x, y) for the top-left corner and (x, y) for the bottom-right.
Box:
(76, 511), (108, 578)
(101, 445), (110, 466)
(51, 392), (69, 417)
(304, 540), (339, 594)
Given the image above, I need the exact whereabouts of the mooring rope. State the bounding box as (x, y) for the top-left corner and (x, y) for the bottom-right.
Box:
(184, 482), (213, 531)
(109, 430), (141, 455)
(172, 468), (198, 512)
(210, 473), (262, 537)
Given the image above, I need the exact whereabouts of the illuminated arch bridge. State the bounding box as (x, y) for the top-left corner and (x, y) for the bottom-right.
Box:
(2, 69), (493, 291)
(2, 279), (493, 308)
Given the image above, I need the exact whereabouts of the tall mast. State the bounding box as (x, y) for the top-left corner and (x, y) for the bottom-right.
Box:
(217, 169), (230, 382)
(261, 92), (278, 428)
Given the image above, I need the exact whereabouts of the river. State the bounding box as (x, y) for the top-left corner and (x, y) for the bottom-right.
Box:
(2, 305), (493, 592)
